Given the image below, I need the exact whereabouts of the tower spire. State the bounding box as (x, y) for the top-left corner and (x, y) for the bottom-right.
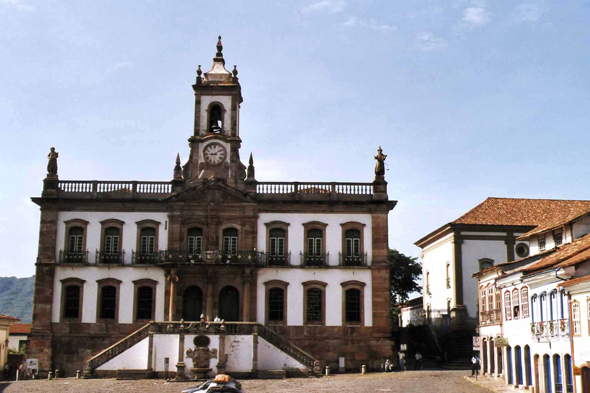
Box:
(214, 35), (225, 65)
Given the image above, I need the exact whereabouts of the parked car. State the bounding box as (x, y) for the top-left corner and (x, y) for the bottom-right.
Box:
(182, 374), (245, 393)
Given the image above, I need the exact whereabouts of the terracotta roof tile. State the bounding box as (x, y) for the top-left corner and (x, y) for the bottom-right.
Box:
(452, 197), (590, 228)
(0, 315), (20, 321)
(558, 275), (590, 288)
(9, 323), (32, 334)
(522, 233), (590, 273)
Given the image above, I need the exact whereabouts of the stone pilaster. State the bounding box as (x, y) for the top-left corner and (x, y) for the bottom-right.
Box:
(176, 329), (186, 380)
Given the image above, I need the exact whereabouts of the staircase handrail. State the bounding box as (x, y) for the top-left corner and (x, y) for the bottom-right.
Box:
(255, 324), (318, 371)
(85, 322), (152, 371)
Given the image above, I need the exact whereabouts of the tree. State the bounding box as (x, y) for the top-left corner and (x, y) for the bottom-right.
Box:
(388, 249), (422, 324)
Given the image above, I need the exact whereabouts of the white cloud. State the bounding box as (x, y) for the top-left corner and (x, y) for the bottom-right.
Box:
(453, 7), (491, 31)
(301, 0), (345, 14)
(416, 32), (448, 51)
(342, 16), (396, 32)
(511, 4), (547, 23)
(108, 62), (134, 72)
(1, 0), (35, 11)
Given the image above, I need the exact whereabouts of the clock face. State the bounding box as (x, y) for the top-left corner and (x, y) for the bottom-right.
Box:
(203, 143), (226, 166)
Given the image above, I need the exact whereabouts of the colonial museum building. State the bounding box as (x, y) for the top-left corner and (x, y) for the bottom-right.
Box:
(28, 38), (396, 378)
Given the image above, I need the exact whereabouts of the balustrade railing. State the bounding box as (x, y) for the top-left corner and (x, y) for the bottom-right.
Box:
(265, 253), (291, 267)
(532, 320), (569, 340)
(300, 252), (329, 267)
(95, 250), (125, 264)
(256, 181), (374, 196)
(338, 252), (368, 267)
(58, 180), (172, 196)
(131, 251), (159, 265)
(58, 250), (89, 263)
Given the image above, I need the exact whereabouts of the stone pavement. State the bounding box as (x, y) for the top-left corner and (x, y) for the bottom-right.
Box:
(464, 374), (521, 393)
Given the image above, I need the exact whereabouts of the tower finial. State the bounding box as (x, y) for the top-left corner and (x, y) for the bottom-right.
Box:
(174, 153), (183, 180)
(247, 153), (255, 181)
(216, 36), (223, 58)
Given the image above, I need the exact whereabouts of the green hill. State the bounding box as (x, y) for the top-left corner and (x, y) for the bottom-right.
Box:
(0, 276), (35, 323)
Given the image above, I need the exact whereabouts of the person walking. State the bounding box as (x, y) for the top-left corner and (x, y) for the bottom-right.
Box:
(471, 355), (481, 378)
(399, 352), (406, 371)
(414, 352), (423, 370)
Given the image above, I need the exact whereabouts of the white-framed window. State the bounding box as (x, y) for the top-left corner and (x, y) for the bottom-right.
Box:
(539, 234), (546, 252)
(187, 228), (203, 255)
(521, 287), (529, 317)
(140, 227), (156, 255)
(554, 231), (563, 247)
(505, 291), (512, 320)
(222, 228), (238, 255)
(68, 227), (84, 253)
(269, 228), (285, 256)
(104, 227), (120, 255)
(307, 229), (323, 255)
(513, 289), (520, 319)
(572, 302), (581, 336)
(344, 229), (361, 256)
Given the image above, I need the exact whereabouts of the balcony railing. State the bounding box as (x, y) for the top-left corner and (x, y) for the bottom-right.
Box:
(95, 250), (125, 264)
(131, 251), (159, 265)
(531, 319), (569, 341)
(300, 252), (329, 267)
(480, 309), (502, 325)
(265, 253), (291, 267)
(338, 252), (368, 267)
(58, 250), (89, 263)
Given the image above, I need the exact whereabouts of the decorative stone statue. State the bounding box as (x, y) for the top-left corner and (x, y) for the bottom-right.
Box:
(186, 335), (217, 379)
(47, 147), (59, 178)
(174, 153), (183, 180)
(374, 146), (387, 178)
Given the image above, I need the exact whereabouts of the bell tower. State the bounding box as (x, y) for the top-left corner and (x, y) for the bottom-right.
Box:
(184, 36), (246, 189)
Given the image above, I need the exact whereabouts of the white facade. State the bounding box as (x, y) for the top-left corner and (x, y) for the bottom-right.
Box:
(8, 334), (28, 352)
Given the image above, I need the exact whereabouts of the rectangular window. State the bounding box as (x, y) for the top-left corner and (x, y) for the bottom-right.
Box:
(69, 235), (83, 253)
(141, 236), (155, 254)
(346, 238), (360, 256)
(188, 236), (202, 254)
(554, 231), (563, 247)
(505, 291), (512, 320)
(223, 236), (238, 255)
(270, 237), (284, 256)
(306, 288), (323, 323)
(539, 235), (546, 252)
(308, 238), (322, 255)
(104, 236), (119, 254)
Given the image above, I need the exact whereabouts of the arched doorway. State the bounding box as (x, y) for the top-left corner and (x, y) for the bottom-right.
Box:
(582, 366), (590, 393)
(482, 338), (488, 375)
(515, 346), (523, 386)
(524, 346), (532, 387)
(544, 354), (552, 393)
(498, 347), (503, 376)
(219, 286), (240, 321)
(182, 286), (203, 321)
(534, 354), (540, 393)
(507, 346), (513, 385)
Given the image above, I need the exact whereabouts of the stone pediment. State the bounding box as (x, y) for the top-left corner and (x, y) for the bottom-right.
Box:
(165, 180), (255, 205)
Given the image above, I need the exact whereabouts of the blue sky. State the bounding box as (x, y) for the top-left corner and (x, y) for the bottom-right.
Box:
(1, 0), (590, 278)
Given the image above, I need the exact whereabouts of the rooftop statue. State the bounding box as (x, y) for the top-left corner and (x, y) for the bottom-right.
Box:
(47, 147), (58, 178)
(374, 146), (387, 178)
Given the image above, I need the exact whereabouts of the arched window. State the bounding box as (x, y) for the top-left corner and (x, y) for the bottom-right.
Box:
(572, 301), (581, 336)
(513, 289), (520, 319)
(303, 281), (327, 325)
(269, 228), (285, 257)
(140, 227), (156, 255)
(521, 287), (529, 318)
(540, 293), (546, 321)
(481, 287), (487, 313)
(187, 227), (203, 255)
(550, 291), (557, 321)
(222, 228), (238, 255)
(344, 229), (361, 257)
(68, 227), (84, 254)
(495, 289), (502, 311)
(209, 104), (223, 133)
(268, 288), (284, 322)
(487, 285), (494, 313)
(479, 258), (494, 270)
(446, 263), (451, 289)
(307, 229), (323, 256)
(505, 291), (512, 320)
(99, 285), (117, 319)
(531, 295), (537, 323)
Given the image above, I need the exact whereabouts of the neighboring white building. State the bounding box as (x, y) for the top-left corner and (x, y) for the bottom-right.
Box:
(0, 315), (20, 371)
(400, 297), (423, 327)
(8, 324), (31, 353)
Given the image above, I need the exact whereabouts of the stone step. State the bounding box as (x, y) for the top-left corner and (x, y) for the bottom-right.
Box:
(116, 369), (149, 380)
(258, 370), (287, 379)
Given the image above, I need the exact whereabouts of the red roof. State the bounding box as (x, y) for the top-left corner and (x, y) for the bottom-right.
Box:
(523, 233), (590, 273)
(558, 275), (590, 288)
(0, 315), (20, 322)
(9, 323), (32, 334)
(453, 197), (590, 228)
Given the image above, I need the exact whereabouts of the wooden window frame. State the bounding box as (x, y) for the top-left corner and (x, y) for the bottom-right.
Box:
(505, 290), (512, 321)
(205, 101), (227, 134)
(521, 287), (529, 318)
(539, 234), (546, 252)
(219, 224), (241, 254)
(133, 279), (158, 323)
(186, 226), (205, 255)
(63, 219), (89, 255)
(265, 221), (290, 257)
(512, 289), (520, 319)
(263, 280), (289, 326)
(572, 300), (581, 337)
(553, 230), (563, 247)
(136, 220), (161, 255)
(100, 219), (125, 257)
(487, 285), (494, 312)
(340, 222), (365, 257)
(302, 280), (327, 326)
(60, 277), (86, 322)
(341, 280), (366, 326)
(302, 221), (328, 255)
(480, 286), (486, 313)
(96, 278), (122, 322)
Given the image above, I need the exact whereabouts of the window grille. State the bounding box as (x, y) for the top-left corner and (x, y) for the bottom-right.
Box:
(268, 288), (284, 322)
(64, 285), (81, 319)
(306, 288), (323, 323)
(136, 286), (153, 320)
(554, 231), (563, 247)
(100, 285), (117, 319)
(345, 289), (361, 323)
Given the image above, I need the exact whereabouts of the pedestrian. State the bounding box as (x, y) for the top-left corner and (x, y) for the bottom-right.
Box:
(399, 352), (406, 371)
(414, 352), (422, 370)
(471, 355), (481, 377)
(384, 359), (391, 372)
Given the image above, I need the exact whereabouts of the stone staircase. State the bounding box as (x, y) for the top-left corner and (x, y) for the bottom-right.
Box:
(84, 321), (320, 377)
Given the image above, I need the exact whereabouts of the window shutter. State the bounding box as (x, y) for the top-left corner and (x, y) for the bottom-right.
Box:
(315, 238), (322, 255)
(270, 238), (276, 256)
(277, 238), (284, 256)
(105, 236), (112, 254)
(148, 236), (155, 254)
(196, 236), (202, 253)
(69, 235), (77, 253)
(188, 236), (195, 254)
